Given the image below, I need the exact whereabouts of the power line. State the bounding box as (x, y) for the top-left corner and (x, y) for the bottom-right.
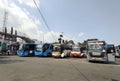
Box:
(68, 60), (90, 81)
(33, 0), (56, 42)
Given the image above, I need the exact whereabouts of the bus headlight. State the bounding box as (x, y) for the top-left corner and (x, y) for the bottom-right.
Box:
(102, 50), (106, 52)
(30, 51), (33, 53)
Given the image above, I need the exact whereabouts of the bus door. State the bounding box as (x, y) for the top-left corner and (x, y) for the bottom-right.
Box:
(34, 44), (43, 56)
(42, 43), (53, 56)
(107, 45), (116, 63)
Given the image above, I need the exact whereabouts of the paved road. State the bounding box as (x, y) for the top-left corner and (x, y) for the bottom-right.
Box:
(0, 56), (120, 81)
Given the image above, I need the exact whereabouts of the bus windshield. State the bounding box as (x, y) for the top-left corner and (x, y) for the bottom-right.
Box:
(19, 44), (37, 51)
(88, 43), (104, 51)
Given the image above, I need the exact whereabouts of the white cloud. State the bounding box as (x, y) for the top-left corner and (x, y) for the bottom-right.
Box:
(78, 32), (85, 37)
(0, 0), (41, 38)
(8, 3), (28, 19)
(6, 3), (36, 30)
(0, 0), (76, 43)
(0, 0), (8, 9)
(18, 0), (23, 4)
(43, 31), (76, 43)
(44, 31), (59, 42)
(18, 0), (40, 8)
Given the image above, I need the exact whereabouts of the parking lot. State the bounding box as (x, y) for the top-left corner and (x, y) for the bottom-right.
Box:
(0, 55), (120, 81)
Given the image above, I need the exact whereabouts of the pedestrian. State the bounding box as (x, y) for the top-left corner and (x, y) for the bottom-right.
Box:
(7, 49), (10, 55)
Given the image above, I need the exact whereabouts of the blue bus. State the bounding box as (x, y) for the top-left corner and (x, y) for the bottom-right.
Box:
(17, 43), (53, 57)
(35, 43), (53, 57)
(17, 43), (37, 56)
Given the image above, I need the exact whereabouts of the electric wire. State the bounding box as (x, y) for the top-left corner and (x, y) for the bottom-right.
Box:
(68, 60), (90, 81)
(33, 0), (56, 41)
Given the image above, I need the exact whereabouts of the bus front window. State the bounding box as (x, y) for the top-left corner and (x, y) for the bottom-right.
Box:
(88, 44), (104, 51)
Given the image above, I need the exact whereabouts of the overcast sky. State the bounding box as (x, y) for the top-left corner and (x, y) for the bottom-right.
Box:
(0, 0), (120, 45)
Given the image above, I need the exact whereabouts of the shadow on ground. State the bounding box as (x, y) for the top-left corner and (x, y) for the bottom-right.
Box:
(89, 60), (120, 66)
(0, 56), (10, 59)
(111, 79), (119, 81)
(0, 59), (24, 64)
(0, 54), (17, 56)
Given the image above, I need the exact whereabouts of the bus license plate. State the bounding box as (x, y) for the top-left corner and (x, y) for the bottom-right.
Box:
(95, 58), (102, 60)
(93, 52), (101, 55)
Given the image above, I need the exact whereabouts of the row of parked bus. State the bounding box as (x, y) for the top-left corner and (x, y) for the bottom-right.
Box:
(17, 43), (85, 57)
(115, 45), (120, 57)
(17, 43), (53, 57)
(17, 40), (120, 63)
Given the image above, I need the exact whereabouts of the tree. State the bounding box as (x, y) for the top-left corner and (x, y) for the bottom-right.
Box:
(58, 38), (62, 44)
(77, 42), (82, 47)
(68, 40), (75, 45)
(81, 40), (87, 47)
(60, 34), (63, 37)
(24, 38), (34, 43)
(58, 34), (64, 44)
(87, 38), (98, 41)
(52, 42), (59, 44)
(64, 40), (68, 44)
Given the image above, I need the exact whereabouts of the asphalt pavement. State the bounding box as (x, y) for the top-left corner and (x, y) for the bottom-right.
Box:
(0, 55), (120, 81)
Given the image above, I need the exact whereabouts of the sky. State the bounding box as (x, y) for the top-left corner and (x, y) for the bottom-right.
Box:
(0, 0), (120, 45)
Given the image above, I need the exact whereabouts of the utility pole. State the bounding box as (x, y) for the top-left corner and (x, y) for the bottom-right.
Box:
(2, 11), (8, 32)
(0, 11), (8, 51)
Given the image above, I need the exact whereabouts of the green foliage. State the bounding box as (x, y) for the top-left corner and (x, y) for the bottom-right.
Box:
(87, 38), (98, 41)
(77, 42), (82, 46)
(68, 40), (75, 45)
(64, 40), (68, 44)
(53, 42), (60, 44)
(58, 38), (62, 44)
(60, 35), (63, 37)
(81, 40), (87, 47)
(24, 38), (34, 43)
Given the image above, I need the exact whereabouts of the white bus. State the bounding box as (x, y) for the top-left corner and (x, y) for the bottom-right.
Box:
(86, 40), (115, 63)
